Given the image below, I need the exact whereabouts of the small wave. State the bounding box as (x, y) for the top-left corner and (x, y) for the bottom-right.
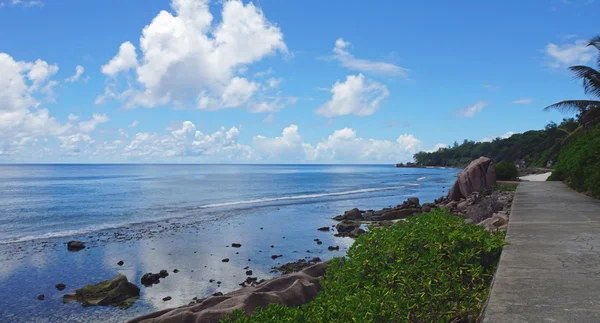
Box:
(196, 186), (407, 209)
(417, 176), (427, 181)
(0, 185), (409, 245)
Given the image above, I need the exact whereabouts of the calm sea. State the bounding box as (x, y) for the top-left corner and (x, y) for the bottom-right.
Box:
(0, 164), (458, 322)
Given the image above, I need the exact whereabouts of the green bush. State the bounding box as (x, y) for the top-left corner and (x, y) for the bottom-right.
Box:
(222, 210), (506, 323)
(494, 184), (518, 192)
(494, 161), (519, 180)
(551, 124), (600, 197)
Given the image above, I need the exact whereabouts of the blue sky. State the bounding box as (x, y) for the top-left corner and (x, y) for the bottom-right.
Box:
(0, 0), (598, 163)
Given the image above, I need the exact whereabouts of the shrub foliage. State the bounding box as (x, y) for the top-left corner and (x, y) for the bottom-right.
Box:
(494, 161), (519, 180)
(549, 123), (600, 197)
(222, 210), (506, 323)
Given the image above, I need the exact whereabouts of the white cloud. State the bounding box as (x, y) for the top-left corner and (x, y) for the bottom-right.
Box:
(10, 0), (43, 7)
(100, 0), (288, 111)
(457, 101), (488, 118)
(502, 131), (515, 138)
(122, 121), (254, 160)
(512, 97), (533, 104)
(253, 125), (314, 160)
(65, 65), (85, 83)
(252, 124), (422, 163)
(129, 120), (140, 128)
(316, 74), (389, 118)
(78, 113), (109, 133)
(0, 53), (66, 141)
(266, 77), (282, 89)
(479, 131), (516, 143)
(101, 41), (138, 77)
(248, 96), (297, 113)
(331, 38), (408, 77)
(545, 39), (595, 68)
(427, 143), (447, 153)
(67, 114), (79, 121)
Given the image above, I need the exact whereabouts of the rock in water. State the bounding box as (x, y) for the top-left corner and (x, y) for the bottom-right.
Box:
(63, 274), (140, 309)
(317, 227), (330, 232)
(117, 260), (124, 266)
(231, 243), (242, 248)
(67, 240), (86, 251)
(448, 157), (497, 201)
(55, 283), (66, 291)
(37, 294), (45, 301)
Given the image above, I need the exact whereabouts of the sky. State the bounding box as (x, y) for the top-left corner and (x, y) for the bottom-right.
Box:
(0, 0), (598, 163)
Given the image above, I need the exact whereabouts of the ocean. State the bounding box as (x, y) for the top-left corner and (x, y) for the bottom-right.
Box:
(0, 164), (458, 322)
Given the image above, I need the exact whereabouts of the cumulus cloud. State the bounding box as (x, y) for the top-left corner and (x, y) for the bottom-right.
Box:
(0, 53), (110, 159)
(545, 39), (595, 69)
(98, 0), (288, 111)
(122, 121), (254, 160)
(101, 41), (138, 77)
(0, 53), (66, 141)
(65, 65), (85, 83)
(78, 113), (109, 133)
(331, 38), (408, 77)
(511, 97), (532, 104)
(457, 101), (488, 118)
(316, 74), (389, 118)
(252, 124), (421, 163)
(427, 143), (447, 153)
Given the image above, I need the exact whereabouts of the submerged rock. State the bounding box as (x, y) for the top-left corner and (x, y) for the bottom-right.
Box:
(67, 240), (86, 251)
(317, 226), (330, 232)
(55, 283), (66, 291)
(37, 294), (45, 301)
(272, 257), (322, 275)
(63, 274), (140, 309)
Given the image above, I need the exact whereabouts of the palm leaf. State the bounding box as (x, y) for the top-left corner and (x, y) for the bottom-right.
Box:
(569, 65), (600, 98)
(543, 100), (600, 114)
(589, 36), (600, 68)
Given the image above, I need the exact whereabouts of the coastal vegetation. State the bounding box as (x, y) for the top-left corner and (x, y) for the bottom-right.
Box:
(544, 36), (600, 198)
(494, 161), (519, 181)
(548, 123), (600, 197)
(221, 210), (506, 323)
(412, 118), (577, 168)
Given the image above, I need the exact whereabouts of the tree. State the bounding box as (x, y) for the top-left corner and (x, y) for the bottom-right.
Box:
(544, 36), (600, 128)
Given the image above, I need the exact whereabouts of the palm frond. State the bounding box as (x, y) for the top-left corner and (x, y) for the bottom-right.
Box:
(569, 65), (600, 98)
(543, 100), (600, 114)
(588, 36), (600, 68)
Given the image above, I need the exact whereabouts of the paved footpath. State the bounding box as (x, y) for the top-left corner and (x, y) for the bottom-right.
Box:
(483, 181), (600, 322)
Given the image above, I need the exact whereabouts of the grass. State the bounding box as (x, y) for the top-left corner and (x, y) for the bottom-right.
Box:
(222, 210), (506, 323)
(493, 184), (518, 192)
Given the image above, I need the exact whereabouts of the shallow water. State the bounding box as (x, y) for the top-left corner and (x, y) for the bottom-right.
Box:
(0, 164), (458, 322)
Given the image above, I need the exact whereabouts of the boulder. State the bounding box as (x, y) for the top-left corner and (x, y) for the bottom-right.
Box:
(67, 241), (86, 251)
(448, 157), (497, 201)
(335, 220), (360, 233)
(341, 208), (363, 220)
(63, 274), (140, 309)
(128, 262), (327, 323)
(369, 208), (421, 221)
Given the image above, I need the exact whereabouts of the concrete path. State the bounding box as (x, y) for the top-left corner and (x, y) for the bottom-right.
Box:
(483, 182), (600, 322)
(518, 172), (552, 182)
